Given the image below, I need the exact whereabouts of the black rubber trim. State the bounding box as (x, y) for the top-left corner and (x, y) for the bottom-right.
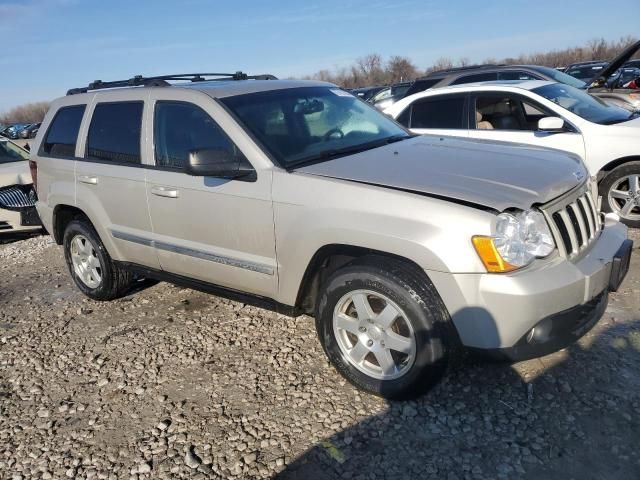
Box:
(609, 239), (633, 292)
(115, 261), (300, 317)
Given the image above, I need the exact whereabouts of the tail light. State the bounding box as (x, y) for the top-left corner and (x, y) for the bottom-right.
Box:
(29, 160), (38, 194)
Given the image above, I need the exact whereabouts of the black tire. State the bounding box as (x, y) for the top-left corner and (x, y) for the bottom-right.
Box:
(63, 219), (134, 301)
(315, 256), (460, 400)
(599, 161), (640, 228)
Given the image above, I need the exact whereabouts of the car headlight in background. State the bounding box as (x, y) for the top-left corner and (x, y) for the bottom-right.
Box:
(472, 210), (555, 273)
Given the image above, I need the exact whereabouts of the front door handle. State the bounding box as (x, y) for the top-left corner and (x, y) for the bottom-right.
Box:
(151, 186), (179, 198)
(78, 175), (98, 185)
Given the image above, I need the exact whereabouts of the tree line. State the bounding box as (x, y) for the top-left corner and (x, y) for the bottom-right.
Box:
(304, 36), (639, 89)
(0, 102), (50, 126)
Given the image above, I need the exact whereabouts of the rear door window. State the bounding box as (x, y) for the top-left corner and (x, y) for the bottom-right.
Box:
(42, 105), (86, 157)
(87, 102), (143, 164)
(409, 95), (467, 129)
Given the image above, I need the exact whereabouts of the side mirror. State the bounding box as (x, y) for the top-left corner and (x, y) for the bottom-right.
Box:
(538, 116), (565, 132)
(186, 148), (256, 181)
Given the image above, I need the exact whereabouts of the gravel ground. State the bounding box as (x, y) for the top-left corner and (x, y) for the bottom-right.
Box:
(1, 230), (639, 480)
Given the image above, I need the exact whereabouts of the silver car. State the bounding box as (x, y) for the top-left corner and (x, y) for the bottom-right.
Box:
(32, 73), (632, 399)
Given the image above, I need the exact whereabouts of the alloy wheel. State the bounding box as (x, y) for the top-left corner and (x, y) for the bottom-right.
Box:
(333, 289), (416, 380)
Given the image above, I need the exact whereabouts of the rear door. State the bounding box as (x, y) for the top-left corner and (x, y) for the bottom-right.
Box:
(75, 92), (159, 269)
(396, 93), (469, 138)
(467, 91), (585, 158)
(144, 90), (277, 298)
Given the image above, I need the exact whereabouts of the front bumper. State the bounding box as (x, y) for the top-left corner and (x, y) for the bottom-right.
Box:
(430, 221), (631, 352)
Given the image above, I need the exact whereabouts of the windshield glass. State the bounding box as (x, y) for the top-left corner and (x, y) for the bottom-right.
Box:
(533, 66), (587, 88)
(0, 140), (29, 164)
(533, 83), (635, 125)
(222, 86), (409, 168)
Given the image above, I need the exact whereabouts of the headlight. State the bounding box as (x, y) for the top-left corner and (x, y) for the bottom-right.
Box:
(472, 210), (555, 273)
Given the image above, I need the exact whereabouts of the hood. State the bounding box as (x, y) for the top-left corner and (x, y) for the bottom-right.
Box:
(296, 136), (586, 212)
(589, 40), (640, 85)
(0, 160), (32, 187)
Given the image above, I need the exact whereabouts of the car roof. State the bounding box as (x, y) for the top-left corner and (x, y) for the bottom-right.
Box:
(61, 79), (336, 103)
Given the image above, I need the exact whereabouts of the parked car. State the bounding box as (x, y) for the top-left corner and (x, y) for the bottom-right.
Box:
(385, 80), (640, 227)
(3, 123), (30, 140)
(371, 81), (412, 109)
(564, 61), (609, 81)
(380, 64), (587, 106)
(583, 40), (640, 111)
(0, 138), (41, 237)
(19, 123), (41, 139)
(350, 85), (387, 102)
(608, 67), (640, 89)
(33, 73), (631, 399)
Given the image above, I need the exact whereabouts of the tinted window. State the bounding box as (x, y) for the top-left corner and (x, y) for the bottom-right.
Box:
(498, 71), (540, 81)
(410, 96), (466, 129)
(154, 102), (239, 169)
(451, 72), (498, 85)
(396, 107), (411, 127)
(42, 105), (85, 157)
(87, 102), (142, 164)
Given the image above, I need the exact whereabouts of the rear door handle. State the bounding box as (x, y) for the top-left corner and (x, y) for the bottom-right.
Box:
(151, 186), (179, 198)
(78, 175), (98, 185)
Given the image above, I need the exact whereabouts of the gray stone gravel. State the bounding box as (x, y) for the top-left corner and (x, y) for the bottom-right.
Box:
(0, 232), (639, 479)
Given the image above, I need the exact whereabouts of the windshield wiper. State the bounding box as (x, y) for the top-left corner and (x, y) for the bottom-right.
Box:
(287, 135), (411, 170)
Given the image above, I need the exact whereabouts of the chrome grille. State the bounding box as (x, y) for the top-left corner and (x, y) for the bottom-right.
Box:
(543, 182), (601, 258)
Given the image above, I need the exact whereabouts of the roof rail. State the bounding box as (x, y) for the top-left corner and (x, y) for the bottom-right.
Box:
(421, 64), (507, 78)
(66, 72), (278, 95)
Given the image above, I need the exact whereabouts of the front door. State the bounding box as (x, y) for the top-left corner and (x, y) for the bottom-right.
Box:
(144, 94), (278, 298)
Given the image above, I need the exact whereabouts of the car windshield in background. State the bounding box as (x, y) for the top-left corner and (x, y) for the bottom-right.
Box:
(533, 83), (635, 125)
(0, 140), (29, 163)
(222, 86), (410, 168)
(533, 66), (587, 89)
(565, 65), (606, 82)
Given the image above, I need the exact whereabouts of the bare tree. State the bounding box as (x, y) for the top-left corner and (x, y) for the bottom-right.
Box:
(0, 102), (50, 125)
(303, 35), (639, 88)
(386, 56), (418, 83)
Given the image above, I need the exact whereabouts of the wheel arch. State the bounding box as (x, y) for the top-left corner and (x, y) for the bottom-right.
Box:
(52, 204), (91, 245)
(597, 156), (640, 181)
(294, 244), (433, 315)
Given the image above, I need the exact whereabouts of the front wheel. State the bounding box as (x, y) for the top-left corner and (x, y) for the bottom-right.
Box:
(315, 257), (459, 400)
(600, 162), (640, 228)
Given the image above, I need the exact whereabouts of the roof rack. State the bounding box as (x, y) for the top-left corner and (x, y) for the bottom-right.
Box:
(421, 64), (507, 78)
(66, 72), (278, 95)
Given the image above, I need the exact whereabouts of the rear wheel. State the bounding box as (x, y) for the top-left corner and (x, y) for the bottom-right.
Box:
(600, 162), (640, 228)
(63, 219), (134, 301)
(315, 257), (459, 400)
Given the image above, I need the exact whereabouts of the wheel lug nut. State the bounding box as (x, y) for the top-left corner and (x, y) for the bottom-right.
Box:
(358, 326), (366, 333)
(366, 339), (374, 347)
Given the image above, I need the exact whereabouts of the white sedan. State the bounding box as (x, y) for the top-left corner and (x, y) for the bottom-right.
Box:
(0, 138), (41, 237)
(384, 80), (640, 227)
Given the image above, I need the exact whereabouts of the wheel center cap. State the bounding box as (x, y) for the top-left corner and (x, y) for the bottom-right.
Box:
(368, 325), (383, 341)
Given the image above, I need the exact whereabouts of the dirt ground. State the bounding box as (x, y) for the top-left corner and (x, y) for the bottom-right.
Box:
(0, 229), (638, 479)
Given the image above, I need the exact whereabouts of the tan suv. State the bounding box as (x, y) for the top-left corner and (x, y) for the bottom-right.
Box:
(32, 73), (632, 399)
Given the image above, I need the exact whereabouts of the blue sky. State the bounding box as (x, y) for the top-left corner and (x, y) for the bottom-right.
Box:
(0, 0), (638, 112)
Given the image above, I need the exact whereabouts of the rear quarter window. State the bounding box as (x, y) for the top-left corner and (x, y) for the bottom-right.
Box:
(42, 105), (86, 158)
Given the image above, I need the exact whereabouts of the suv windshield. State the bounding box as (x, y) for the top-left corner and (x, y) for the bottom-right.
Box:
(532, 83), (636, 125)
(532, 66), (587, 89)
(222, 86), (410, 168)
(0, 140), (29, 164)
